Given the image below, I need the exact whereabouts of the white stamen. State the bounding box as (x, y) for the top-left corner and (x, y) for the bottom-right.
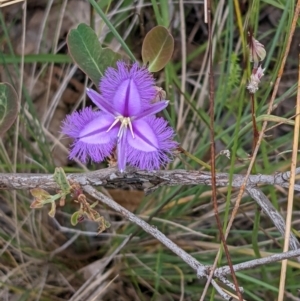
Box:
(127, 119), (135, 138)
(107, 116), (135, 139)
(107, 116), (122, 133)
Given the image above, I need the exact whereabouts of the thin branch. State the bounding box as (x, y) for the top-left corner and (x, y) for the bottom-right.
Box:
(0, 167), (299, 191)
(3, 167), (299, 300)
(215, 248), (300, 277)
(82, 184), (237, 300)
(246, 186), (300, 261)
(83, 185), (205, 272)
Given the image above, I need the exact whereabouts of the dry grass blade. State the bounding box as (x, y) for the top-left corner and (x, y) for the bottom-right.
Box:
(11, 0), (26, 288)
(277, 53), (300, 301)
(176, 0), (187, 131)
(0, 0), (24, 7)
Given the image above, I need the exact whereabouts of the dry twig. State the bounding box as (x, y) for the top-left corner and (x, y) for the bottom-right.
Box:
(1, 167), (299, 300)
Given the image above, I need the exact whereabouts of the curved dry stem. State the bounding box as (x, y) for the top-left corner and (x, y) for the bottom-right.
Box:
(82, 184), (238, 300)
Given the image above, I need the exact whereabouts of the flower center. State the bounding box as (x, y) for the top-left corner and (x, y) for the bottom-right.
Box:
(107, 116), (135, 139)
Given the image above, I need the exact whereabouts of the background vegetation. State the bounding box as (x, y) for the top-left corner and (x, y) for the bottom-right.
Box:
(0, 0), (299, 300)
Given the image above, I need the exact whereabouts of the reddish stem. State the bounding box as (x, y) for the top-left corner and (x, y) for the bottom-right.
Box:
(250, 93), (259, 154)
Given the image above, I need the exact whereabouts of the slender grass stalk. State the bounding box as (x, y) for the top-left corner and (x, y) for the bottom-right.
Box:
(88, 0), (136, 61)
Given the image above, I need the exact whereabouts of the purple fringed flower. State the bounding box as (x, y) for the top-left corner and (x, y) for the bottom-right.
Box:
(62, 61), (177, 172)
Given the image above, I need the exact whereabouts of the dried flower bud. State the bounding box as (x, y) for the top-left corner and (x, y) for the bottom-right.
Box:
(248, 34), (266, 64)
(254, 66), (265, 81)
(219, 149), (230, 159)
(247, 66), (265, 94)
(152, 86), (166, 103)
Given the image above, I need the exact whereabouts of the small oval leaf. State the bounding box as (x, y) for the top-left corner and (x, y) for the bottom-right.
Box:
(54, 167), (71, 194)
(0, 82), (19, 136)
(30, 188), (51, 199)
(67, 23), (121, 86)
(142, 26), (174, 72)
(70, 211), (80, 226)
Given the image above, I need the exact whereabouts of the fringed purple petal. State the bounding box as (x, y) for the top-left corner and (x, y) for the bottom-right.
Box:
(68, 141), (114, 163)
(126, 116), (177, 170)
(63, 60), (177, 170)
(62, 107), (118, 163)
(100, 61), (156, 115)
(61, 107), (98, 138)
(86, 88), (116, 115)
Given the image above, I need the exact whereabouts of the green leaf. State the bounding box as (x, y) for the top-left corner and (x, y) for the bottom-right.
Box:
(70, 211), (80, 226)
(53, 167), (71, 194)
(0, 82), (19, 136)
(142, 26), (174, 72)
(30, 188), (51, 199)
(67, 23), (121, 85)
